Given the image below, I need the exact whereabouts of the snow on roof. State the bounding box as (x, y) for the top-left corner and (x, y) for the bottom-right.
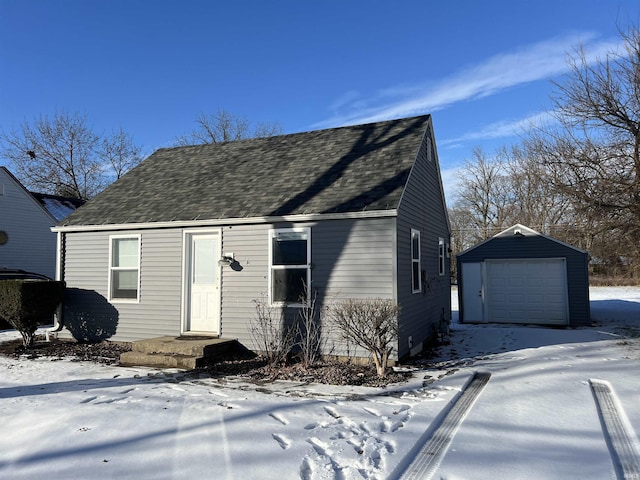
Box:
(31, 193), (85, 221)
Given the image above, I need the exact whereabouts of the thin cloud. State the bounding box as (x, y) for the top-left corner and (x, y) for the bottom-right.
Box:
(316, 32), (621, 129)
(440, 111), (557, 146)
(328, 90), (361, 112)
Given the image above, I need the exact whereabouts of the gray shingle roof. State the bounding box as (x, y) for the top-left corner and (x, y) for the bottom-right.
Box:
(60, 115), (431, 226)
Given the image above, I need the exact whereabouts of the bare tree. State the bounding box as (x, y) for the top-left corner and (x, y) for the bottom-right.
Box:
(448, 206), (477, 253)
(99, 128), (143, 180)
(254, 120), (284, 139)
(0, 112), (142, 199)
(174, 109), (283, 146)
(450, 144), (575, 268)
(453, 147), (514, 242)
(525, 24), (640, 275)
(500, 144), (572, 235)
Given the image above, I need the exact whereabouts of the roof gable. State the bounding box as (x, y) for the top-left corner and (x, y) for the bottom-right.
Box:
(60, 115), (431, 227)
(0, 167), (56, 222)
(1, 167), (84, 222)
(458, 223), (588, 257)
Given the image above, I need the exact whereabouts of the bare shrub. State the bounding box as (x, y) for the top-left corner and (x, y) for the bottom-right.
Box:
(295, 289), (333, 369)
(249, 295), (295, 366)
(327, 298), (400, 377)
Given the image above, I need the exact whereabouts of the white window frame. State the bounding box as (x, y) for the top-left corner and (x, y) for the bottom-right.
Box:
(438, 237), (446, 276)
(268, 227), (311, 307)
(411, 229), (421, 293)
(108, 234), (141, 303)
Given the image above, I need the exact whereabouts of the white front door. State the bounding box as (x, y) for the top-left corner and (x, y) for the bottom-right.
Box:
(462, 262), (484, 322)
(185, 233), (220, 334)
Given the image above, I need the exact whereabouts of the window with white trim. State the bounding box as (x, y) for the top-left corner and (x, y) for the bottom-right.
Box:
(109, 235), (140, 301)
(438, 237), (446, 276)
(269, 228), (311, 306)
(411, 229), (421, 293)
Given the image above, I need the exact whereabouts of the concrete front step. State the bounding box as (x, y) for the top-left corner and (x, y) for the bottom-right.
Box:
(129, 336), (235, 356)
(119, 351), (203, 369)
(119, 336), (239, 369)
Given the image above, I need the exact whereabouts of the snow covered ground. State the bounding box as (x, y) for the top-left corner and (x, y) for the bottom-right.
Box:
(0, 287), (639, 479)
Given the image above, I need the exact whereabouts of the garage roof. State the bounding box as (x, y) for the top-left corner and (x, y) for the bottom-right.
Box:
(458, 224), (587, 257)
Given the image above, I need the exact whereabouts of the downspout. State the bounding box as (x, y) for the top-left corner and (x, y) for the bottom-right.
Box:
(45, 231), (65, 341)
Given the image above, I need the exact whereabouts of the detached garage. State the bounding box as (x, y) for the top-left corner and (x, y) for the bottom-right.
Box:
(457, 224), (590, 327)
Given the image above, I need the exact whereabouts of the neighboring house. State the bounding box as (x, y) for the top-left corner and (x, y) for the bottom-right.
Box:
(457, 224), (590, 327)
(53, 115), (451, 361)
(0, 167), (83, 279)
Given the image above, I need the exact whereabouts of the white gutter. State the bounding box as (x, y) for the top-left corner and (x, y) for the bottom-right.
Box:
(52, 209), (398, 233)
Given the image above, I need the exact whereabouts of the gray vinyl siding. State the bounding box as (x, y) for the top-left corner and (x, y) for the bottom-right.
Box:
(61, 217), (396, 358)
(0, 169), (56, 278)
(61, 229), (183, 342)
(456, 234), (590, 326)
(137, 230), (183, 336)
(312, 218), (395, 298)
(218, 224), (270, 346)
(219, 217), (395, 358)
(312, 218), (396, 359)
(396, 125), (451, 359)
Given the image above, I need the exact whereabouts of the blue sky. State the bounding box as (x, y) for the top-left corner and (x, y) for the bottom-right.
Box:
(1, 0), (638, 198)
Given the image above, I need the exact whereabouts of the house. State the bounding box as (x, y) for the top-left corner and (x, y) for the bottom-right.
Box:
(456, 224), (590, 327)
(52, 115), (451, 361)
(0, 167), (83, 279)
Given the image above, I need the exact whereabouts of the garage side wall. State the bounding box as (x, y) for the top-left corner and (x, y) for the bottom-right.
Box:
(457, 234), (590, 326)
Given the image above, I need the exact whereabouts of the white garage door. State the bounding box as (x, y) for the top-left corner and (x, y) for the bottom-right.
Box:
(485, 258), (568, 325)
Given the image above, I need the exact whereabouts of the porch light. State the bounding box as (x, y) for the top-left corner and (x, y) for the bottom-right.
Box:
(217, 255), (234, 267)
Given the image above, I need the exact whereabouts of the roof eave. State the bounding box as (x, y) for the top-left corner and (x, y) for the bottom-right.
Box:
(52, 209), (399, 233)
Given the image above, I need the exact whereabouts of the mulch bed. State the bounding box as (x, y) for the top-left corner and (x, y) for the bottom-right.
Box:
(0, 337), (132, 365)
(0, 336), (411, 388)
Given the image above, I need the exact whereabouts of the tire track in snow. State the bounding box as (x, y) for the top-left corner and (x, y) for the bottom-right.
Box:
(590, 379), (640, 480)
(393, 370), (491, 480)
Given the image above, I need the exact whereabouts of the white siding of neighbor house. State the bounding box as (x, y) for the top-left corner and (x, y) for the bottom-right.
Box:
(0, 168), (56, 278)
(396, 124), (451, 359)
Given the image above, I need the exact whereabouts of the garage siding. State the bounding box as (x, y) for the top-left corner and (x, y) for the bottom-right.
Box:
(457, 228), (590, 327)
